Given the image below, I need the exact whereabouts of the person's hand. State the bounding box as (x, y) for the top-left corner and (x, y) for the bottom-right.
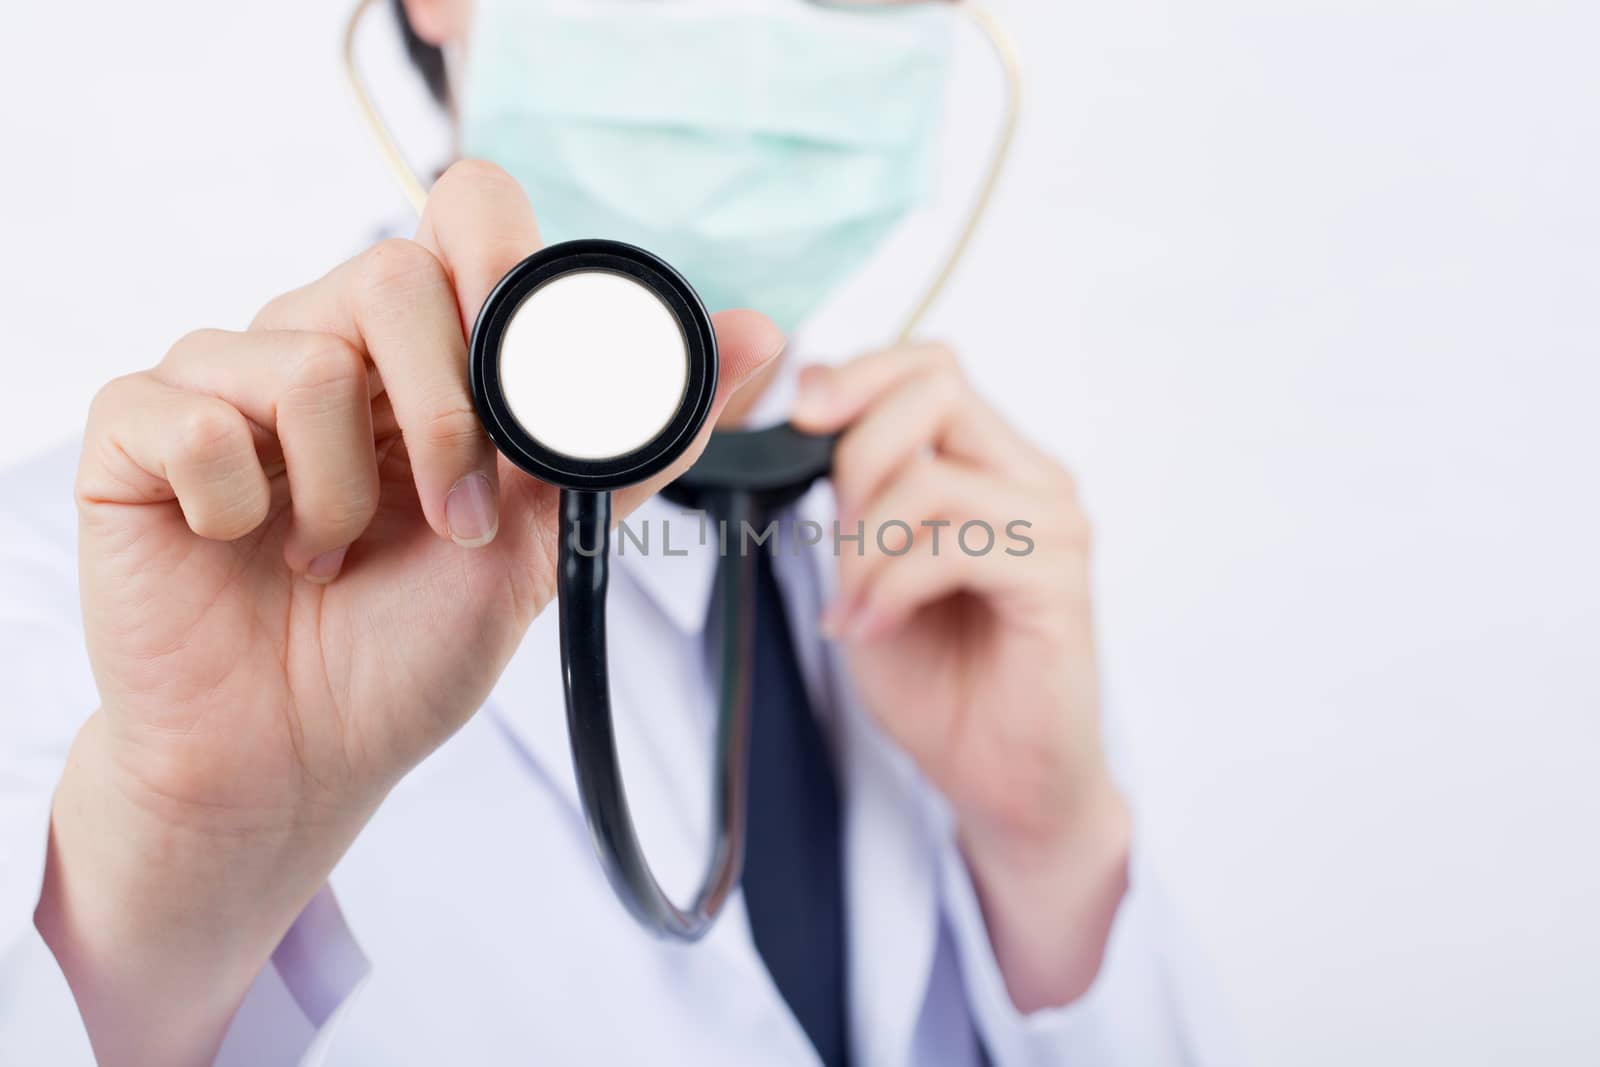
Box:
(38, 160), (781, 1067)
(791, 342), (1129, 1012)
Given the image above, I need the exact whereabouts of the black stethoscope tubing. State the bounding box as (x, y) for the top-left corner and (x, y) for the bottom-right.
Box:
(472, 240), (834, 941)
(558, 487), (760, 939)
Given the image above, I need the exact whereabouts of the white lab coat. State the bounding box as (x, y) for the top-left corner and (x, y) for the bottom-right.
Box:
(0, 431), (1235, 1066)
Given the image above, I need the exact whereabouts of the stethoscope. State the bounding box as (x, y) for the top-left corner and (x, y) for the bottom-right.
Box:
(341, 0), (1024, 941)
(469, 239), (837, 938)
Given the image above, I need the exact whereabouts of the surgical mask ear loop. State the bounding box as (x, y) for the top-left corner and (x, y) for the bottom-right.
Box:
(340, 0), (1024, 335)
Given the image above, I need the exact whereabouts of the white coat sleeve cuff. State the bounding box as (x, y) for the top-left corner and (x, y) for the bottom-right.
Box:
(936, 832), (1219, 1067)
(0, 776), (369, 1067)
(0, 788), (96, 1066)
(214, 885), (373, 1066)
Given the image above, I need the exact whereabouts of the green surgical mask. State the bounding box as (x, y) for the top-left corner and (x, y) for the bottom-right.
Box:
(460, 0), (955, 336)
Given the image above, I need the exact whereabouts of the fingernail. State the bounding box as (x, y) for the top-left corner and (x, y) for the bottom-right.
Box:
(306, 546), (348, 585)
(446, 472), (499, 547)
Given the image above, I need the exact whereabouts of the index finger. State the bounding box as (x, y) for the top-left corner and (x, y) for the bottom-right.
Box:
(248, 160), (541, 547)
(413, 159), (544, 334)
(791, 343), (1051, 483)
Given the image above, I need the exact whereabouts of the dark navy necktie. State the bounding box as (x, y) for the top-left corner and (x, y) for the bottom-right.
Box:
(740, 543), (851, 1067)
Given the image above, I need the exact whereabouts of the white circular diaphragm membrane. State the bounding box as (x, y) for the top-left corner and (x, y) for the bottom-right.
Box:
(498, 270), (690, 461)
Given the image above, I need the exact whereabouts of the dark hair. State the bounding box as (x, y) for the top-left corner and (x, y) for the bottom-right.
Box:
(392, 0), (450, 107)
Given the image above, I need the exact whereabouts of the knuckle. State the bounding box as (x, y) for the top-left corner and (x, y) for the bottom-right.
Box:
(301, 482), (379, 534)
(360, 237), (448, 296)
(250, 288), (299, 331)
(288, 335), (367, 396)
(926, 363), (966, 406)
(832, 434), (872, 487)
(419, 403), (483, 453)
(86, 373), (142, 423)
(917, 341), (960, 374)
(906, 458), (947, 501)
(189, 483), (270, 542)
(162, 328), (229, 369)
(175, 401), (249, 462)
(433, 158), (519, 199)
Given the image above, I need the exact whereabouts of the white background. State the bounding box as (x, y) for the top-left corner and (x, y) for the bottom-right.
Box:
(3, 1), (1598, 1063)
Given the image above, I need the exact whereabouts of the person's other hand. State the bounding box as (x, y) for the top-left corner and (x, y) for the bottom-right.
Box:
(791, 342), (1128, 1013)
(40, 159), (782, 1067)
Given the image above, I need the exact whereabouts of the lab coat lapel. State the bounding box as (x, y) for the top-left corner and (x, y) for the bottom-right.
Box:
(793, 485), (942, 1067)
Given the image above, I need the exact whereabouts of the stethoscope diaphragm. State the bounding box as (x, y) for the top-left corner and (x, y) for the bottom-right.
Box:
(470, 239), (718, 491)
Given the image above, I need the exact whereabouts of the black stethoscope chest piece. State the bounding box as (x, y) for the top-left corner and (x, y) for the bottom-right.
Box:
(470, 239), (718, 491)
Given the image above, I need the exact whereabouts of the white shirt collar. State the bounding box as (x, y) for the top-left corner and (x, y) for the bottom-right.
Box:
(613, 474), (839, 636)
(610, 491), (723, 633)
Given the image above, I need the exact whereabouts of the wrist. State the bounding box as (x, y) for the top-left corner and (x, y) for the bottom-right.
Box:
(958, 774), (1132, 1013)
(34, 714), (356, 1066)
(961, 766), (1128, 874)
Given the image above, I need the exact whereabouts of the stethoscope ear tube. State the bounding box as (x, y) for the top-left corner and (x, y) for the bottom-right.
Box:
(557, 487), (760, 940)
